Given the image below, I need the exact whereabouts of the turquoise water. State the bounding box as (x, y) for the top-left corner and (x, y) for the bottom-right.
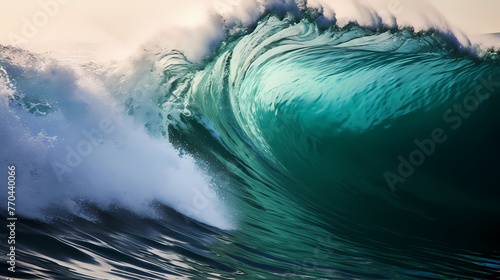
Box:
(1, 11), (500, 280)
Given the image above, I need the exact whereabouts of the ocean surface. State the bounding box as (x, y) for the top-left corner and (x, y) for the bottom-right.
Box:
(1, 5), (500, 280)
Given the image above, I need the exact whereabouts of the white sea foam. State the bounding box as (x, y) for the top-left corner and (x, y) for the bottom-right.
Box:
(0, 0), (497, 231)
(0, 48), (234, 230)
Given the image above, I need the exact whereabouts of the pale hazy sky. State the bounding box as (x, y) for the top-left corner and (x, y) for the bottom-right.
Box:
(431, 0), (499, 34)
(0, 0), (498, 61)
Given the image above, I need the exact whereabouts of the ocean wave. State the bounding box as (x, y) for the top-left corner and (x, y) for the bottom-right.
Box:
(1, 2), (500, 279)
(0, 46), (234, 230)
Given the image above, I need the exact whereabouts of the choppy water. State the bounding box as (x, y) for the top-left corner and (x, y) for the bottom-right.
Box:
(1, 7), (500, 280)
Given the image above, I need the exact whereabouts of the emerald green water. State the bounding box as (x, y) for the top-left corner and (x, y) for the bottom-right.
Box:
(1, 12), (500, 280)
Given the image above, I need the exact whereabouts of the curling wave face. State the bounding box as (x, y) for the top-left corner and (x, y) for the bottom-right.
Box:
(167, 14), (500, 279)
(188, 14), (500, 219)
(1, 9), (500, 280)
